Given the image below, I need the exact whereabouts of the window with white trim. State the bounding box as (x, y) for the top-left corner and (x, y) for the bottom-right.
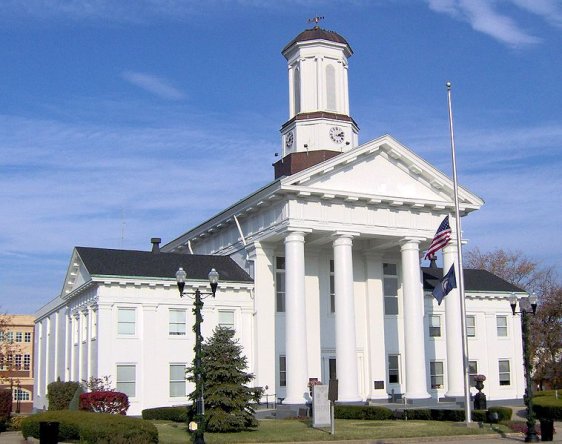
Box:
(13, 388), (30, 401)
(429, 315), (441, 337)
(15, 332), (22, 342)
(117, 308), (136, 335)
(169, 309), (187, 336)
(169, 364), (186, 397)
(499, 360), (511, 386)
(466, 315), (476, 337)
(81, 312), (88, 342)
(329, 260), (335, 313)
(468, 361), (478, 387)
(388, 354), (400, 384)
(91, 310), (97, 340)
(430, 361), (444, 389)
(24, 332), (31, 343)
(496, 316), (508, 337)
(218, 310), (235, 330)
(72, 316), (79, 344)
(279, 355), (286, 387)
(116, 364), (136, 397)
(275, 257), (285, 313)
(24, 354), (31, 371)
(384, 264), (399, 315)
(15, 354), (22, 370)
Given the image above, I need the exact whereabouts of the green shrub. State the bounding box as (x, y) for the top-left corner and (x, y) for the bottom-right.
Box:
(472, 410), (487, 422)
(430, 409), (466, 422)
(334, 405), (393, 420)
(142, 406), (188, 422)
(488, 406), (512, 422)
(534, 396), (562, 420)
(9, 414), (25, 431)
(534, 390), (558, 398)
(21, 410), (158, 443)
(47, 380), (81, 410)
(404, 408), (431, 420)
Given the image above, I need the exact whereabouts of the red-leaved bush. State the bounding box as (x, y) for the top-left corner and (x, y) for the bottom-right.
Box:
(79, 391), (129, 415)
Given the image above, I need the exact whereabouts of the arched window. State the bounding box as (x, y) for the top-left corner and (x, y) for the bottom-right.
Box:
(13, 388), (31, 401)
(293, 66), (301, 114)
(326, 64), (336, 111)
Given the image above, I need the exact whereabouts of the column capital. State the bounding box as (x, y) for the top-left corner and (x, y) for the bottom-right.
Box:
(245, 242), (275, 260)
(332, 231), (360, 239)
(400, 237), (424, 252)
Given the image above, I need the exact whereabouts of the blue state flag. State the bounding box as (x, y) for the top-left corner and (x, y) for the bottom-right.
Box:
(432, 264), (457, 305)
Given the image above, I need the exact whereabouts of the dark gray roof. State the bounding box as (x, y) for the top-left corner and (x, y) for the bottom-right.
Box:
(75, 247), (252, 283)
(283, 27), (352, 54)
(422, 267), (525, 293)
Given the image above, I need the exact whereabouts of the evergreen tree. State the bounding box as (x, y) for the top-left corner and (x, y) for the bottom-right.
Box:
(188, 326), (258, 433)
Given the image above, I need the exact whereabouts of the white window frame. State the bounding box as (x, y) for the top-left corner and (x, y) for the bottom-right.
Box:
(329, 259), (335, 313)
(466, 315), (476, 337)
(218, 310), (235, 330)
(429, 315), (441, 337)
(169, 309), (187, 336)
(15, 332), (22, 342)
(279, 355), (286, 387)
(169, 363), (187, 397)
(275, 257), (286, 313)
(116, 364), (136, 397)
(388, 354), (400, 384)
(499, 359), (511, 386)
(23, 354), (31, 371)
(24, 332), (32, 343)
(90, 309), (97, 340)
(430, 361), (445, 389)
(117, 308), (136, 336)
(496, 316), (508, 337)
(468, 360), (478, 387)
(383, 263), (399, 315)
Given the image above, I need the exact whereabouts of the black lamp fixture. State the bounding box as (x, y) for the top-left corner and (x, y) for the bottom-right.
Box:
(509, 292), (539, 443)
(176, 267), (219, 444)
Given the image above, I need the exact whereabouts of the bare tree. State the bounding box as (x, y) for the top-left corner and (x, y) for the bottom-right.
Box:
(465, 248), (561, 389)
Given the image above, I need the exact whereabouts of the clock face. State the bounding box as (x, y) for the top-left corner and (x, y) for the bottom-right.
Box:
(285, 131), (294, 148)
(329, 126), (345, 144)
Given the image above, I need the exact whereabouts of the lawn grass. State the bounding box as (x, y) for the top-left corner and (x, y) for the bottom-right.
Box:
(153, 418), (510, 443)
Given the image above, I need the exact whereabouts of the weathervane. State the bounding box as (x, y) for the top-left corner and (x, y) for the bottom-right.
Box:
(307, 16), (325, 28)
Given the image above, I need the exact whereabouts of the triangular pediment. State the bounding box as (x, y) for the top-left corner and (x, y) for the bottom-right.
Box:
(61, 248), (93, 298)
(281, 135), (483, 210)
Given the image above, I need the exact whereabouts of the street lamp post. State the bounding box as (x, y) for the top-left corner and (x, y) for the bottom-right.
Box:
(509, 292), (538, 443)
(176, 267), (219, 444)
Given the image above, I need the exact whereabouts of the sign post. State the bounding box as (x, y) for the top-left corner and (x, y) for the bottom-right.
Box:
(328, 379), (338, 435)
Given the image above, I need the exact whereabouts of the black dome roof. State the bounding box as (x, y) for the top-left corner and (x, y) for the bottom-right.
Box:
(282, 27), (352, 54)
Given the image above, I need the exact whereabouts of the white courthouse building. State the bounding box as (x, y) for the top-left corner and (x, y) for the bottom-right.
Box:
(34, 26), (527, 415)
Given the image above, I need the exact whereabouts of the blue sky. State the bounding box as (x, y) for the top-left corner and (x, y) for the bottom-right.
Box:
(1, 0), (561, 314)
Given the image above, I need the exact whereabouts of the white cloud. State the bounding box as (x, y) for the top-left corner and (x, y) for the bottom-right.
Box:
(426, 0), (543, 47)
(511, 0), (562, 28)
(121, 71), (186, 101)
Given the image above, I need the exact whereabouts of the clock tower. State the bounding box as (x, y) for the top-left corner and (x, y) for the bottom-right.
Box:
(275, 25), (359, 178)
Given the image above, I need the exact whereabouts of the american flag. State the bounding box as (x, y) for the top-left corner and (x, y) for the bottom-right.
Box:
(424, 216), (452, 260)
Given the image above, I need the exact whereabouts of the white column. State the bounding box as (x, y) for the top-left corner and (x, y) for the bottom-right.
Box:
(401, 239), (430, 400)
(246, 243), (276, 392)
(365, 252), (388, 400)
(284, 231), (309, 404)
(443, 241), (464, 398)
(333, 233), (361, 402)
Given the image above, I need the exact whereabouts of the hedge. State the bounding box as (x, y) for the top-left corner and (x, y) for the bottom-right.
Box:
(47, 380), (81, 410)
(534, 396), (562, 420)
(21, 410), (158, 444)
(142, 405), (188, 422)
(334, 405), (394, 420)
(335, 405), (512, 423)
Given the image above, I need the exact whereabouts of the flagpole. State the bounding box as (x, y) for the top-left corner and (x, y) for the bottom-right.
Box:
(446, 82), (472, 424)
